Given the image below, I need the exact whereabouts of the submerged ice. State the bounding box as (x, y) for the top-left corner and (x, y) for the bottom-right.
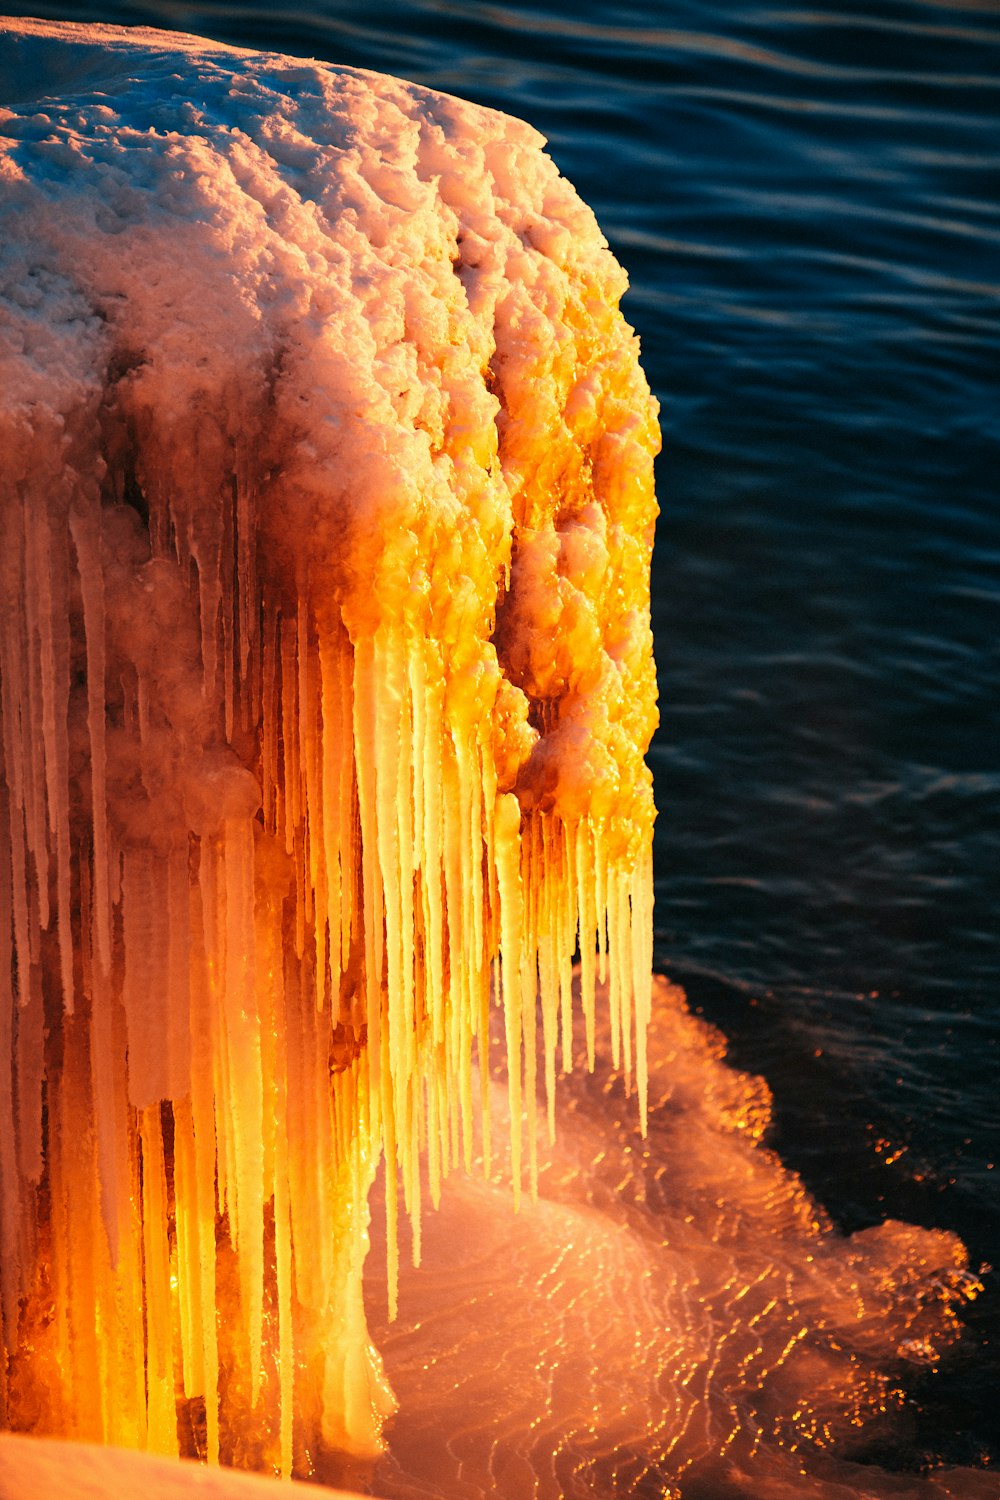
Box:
(0, 16), (986, 1500)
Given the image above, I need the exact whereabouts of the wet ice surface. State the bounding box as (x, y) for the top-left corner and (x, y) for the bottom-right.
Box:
(363, 976), (992, 1500)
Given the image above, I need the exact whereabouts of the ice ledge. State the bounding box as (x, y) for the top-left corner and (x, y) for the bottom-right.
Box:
(0, 1434), (383, 1500)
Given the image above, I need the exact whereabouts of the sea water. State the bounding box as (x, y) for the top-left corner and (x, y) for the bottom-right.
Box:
(2, 0), (996, 1484)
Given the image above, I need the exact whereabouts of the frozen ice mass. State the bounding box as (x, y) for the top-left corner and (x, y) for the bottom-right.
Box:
(0, 17), (990, 1500)
(0, 11), (656, 1474)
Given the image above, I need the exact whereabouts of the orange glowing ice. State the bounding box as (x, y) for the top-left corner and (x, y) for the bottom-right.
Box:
(0, 17), (658, 1476)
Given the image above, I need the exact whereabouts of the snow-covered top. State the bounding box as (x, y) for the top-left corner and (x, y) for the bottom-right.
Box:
(0, 15), (541, 137)
(0, 12), (657, 843)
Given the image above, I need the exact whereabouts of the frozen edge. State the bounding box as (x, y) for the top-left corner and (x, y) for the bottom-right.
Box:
(0, 1432), (392, 1500)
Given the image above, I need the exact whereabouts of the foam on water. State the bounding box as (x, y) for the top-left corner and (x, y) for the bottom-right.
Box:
(365, 977), (989, 1500)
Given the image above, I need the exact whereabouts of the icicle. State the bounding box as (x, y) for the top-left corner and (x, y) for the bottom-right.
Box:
(221, 818), (265, 1403)
(69, 509), (111, 976)
(172, 1099), (203, 1400)
(221, 497), (236, 746)
(607, 862), (625, 1077)
(280, 614), (301, 860)
(166, 846), (192, 1091)
(631, 852), (654, 1137)
(454, 737), (479, 1174)
(5, 807), (31, 1021)
(89, 917), (124, 1265)
(535, 818), (559, 1143)
(269, 993), (295, 1481)
(373, 627), (406, 1168)
(395, 640), (417, 1173)
(382, 1020), (400, 1323)
(420, 660), (446, 1067)
(297, 594), (319, 941)
(337, 638), (357, 978)
(122, 850), (186, 1108)
(319, 633), (347, 1011)
(17, 501), (50, 941)
(261, 607), (280, 834)
(121, 850), (154, 1103)
(353, 635), (385, 1093)
(193, 537), (221, 712)
(139, 1105), (176, 1453)
(576, 819), (598, 1071)
(34, 500), (74, 1011)
(494, 792), (524, 1209)
(557, 819), (575, 1080)
(15, 963), (44, 1186)
(441, 734), (469, 1174)
(234, 466), (256, 731)
(0, 788), (21, 1355)
(48, 1009), (105, 1442)
(186, 887), (221, 1463)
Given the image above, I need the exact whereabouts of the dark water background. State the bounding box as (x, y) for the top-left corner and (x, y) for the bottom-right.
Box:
(5, 0), (998, 1476)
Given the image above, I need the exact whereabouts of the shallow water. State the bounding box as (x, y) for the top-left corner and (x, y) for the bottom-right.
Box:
(3, 0), (998, 1483)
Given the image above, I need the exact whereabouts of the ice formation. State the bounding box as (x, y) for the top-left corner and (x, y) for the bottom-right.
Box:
(0, 15), (657, 1477)
(2, 20), (984, 1500)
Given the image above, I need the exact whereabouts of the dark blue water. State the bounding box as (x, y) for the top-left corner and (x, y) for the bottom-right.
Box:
(7, 0), (998, 1474)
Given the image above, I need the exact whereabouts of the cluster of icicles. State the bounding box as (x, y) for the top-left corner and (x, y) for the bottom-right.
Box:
(0, 18), (659, 1478)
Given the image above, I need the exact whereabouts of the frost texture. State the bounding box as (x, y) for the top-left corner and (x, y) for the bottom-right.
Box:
(0, 18), (658, 1473)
